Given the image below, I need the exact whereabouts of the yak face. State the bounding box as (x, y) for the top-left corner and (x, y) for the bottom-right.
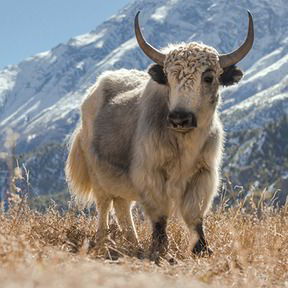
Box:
(148, 43), (244, 132)
(136, 10), (253, 132)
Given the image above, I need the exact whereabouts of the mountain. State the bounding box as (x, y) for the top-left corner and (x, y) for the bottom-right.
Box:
(0, 0), (287, 203)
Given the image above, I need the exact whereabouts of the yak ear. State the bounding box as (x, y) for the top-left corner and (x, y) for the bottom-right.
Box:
(148, 64), (167, 85)
(219, 65), (244, 87)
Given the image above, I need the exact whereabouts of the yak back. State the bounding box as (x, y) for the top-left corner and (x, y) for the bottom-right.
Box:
(92, 69), (149, 173)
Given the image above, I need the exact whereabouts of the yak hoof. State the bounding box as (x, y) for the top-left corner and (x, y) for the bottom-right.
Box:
(105, 247), (122, 261)
(137, 249), (145, 260)
(192, 241), (213, 257)
(150, 251), (177, 266)
(165, 253), (177, 265)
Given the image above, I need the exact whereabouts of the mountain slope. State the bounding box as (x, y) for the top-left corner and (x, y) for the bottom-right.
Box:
(0, 0), (287, 199)
(1, 0), (287, 153)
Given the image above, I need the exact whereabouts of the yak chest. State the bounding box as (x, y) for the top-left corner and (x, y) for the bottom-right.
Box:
(160, 143), (204, 200)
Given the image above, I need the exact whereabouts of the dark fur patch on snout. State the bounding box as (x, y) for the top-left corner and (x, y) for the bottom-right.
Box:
(219, 65), (244, 86)
(148, 64), (167, 85)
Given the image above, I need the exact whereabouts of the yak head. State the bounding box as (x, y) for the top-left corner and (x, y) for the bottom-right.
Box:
(135, 11), (254, 132)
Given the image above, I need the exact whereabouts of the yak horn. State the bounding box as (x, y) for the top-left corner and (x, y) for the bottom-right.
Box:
(219, 11), (254, 68)
(135, 11), (166, 66)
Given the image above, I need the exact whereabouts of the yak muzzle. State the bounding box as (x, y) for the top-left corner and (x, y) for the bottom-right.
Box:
(167, 110), (197, 132)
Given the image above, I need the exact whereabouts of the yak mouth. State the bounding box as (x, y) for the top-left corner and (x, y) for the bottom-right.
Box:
(167, 126), (194, 133)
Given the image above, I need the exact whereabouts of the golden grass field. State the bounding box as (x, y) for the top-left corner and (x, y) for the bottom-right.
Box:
(1, 193), (287, 288)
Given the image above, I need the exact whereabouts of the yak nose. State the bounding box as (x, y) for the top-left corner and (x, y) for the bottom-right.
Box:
(168, 110), (197, 129)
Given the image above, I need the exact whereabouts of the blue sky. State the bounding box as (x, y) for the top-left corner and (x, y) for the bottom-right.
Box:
(0, 0), (132, 69)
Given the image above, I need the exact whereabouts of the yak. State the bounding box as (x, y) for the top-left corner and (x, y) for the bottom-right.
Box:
(65, 11), (254, 260)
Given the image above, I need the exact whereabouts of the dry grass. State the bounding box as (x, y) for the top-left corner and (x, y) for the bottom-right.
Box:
(0, 194), (288, 288)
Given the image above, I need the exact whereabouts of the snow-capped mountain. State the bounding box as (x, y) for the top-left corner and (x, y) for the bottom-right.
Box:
(0, 0), (287, 201)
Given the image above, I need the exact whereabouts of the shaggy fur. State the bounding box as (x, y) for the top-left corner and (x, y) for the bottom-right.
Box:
(65, 42), (244, 259)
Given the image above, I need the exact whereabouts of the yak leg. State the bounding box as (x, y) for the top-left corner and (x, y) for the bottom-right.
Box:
(141, 198), (169, 261)
(138, 188), (173, 263)
(88, 193), (112, 253)
(113, 197), (144, 258)
(191, 222), (212, 255)
(151, 216), (168, 260)
(113, 197), (138, 244)
(95, 195), (112, 243)
(180, 169), (216, 256)
(150, 215), (176, 265)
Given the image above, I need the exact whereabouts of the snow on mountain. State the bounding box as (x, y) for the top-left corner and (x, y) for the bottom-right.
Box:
(221, 39), (288, 131)
(0, 0), (287, 198)
(0, 0), (287, 155)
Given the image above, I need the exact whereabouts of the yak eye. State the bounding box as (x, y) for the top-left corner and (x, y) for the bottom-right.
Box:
(204, 76), (214, 84)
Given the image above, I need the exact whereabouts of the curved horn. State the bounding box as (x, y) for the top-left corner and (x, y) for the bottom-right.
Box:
(135, 11), (166, 66)
(219, 11), (254, 68)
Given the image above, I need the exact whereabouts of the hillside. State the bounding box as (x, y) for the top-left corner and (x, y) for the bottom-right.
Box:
(0, 0), (287, 199)
(1, 196), (287, 287)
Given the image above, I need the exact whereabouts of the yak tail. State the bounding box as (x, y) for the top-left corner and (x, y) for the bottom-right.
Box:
(65, 127), (92, 202)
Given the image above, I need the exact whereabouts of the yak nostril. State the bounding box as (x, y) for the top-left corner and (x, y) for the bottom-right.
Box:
(171, 118), (188, 127)
(168, 110), (197, 129)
